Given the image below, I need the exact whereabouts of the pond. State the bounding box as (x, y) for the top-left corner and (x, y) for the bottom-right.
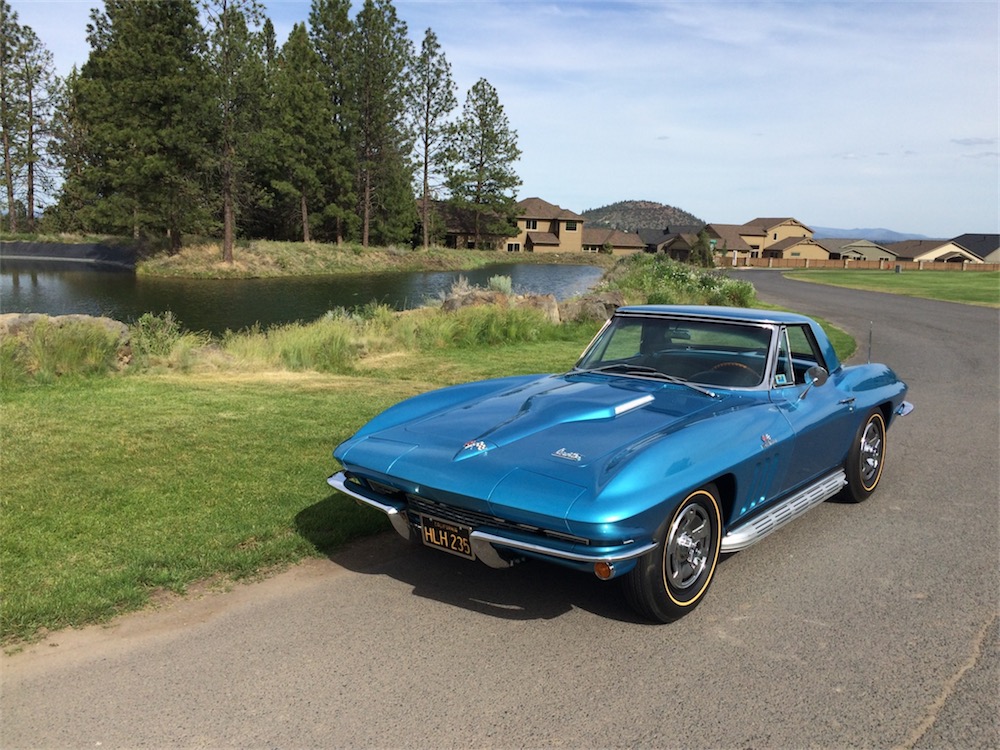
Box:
(0, 261), (605, 335)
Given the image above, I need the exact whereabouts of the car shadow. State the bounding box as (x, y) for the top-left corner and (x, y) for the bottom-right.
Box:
(296, 495), (652, 625)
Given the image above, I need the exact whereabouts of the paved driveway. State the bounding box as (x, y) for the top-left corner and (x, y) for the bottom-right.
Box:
(3, 272), (997, 748)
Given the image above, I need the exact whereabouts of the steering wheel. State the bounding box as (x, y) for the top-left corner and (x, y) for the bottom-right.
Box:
(709, 362), (756, 376)
(692, 361), (760, 387)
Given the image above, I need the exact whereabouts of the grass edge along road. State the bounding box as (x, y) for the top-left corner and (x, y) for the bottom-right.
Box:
(784, 269), (999, 307)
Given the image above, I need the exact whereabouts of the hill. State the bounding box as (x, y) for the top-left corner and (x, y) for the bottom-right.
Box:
(810, 226), (932, 242)
(581, 200), (704, 231)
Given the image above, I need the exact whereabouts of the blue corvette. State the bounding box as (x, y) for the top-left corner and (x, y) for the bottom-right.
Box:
(330, 305), (912, 622)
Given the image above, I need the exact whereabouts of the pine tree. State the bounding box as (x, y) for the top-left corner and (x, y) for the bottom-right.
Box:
(0, 2), (58, 231)
(267, 22), (335, 242)
(308, 0), (357, 244)
(412, 28), (456, 249)
(445, 78), (521, 249)
(347, 0), (415, 247)
(203, 0), (266, 262)
(64, 0), (215, 250)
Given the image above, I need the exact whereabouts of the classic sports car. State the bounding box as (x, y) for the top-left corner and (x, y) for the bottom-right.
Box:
(329, 305), (912, 622)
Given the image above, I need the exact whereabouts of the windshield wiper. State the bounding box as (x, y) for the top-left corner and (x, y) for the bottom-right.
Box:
(573, 364), (719, 398)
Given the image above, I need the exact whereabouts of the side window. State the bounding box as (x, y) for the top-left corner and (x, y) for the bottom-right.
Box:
(784, 325), (826, 384)
(774, 328), (795, 387)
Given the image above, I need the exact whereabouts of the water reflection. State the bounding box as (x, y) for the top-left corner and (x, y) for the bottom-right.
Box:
(0, 261), (604, 335)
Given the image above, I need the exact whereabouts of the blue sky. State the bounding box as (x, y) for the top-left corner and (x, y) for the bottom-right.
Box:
(12, 0), (1000, 238)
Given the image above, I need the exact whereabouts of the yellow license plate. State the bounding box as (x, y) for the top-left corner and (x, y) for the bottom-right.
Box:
(420, 515), (474, 560)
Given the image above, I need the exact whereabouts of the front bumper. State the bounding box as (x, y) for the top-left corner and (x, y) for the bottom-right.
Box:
(327, 471), (657, 573)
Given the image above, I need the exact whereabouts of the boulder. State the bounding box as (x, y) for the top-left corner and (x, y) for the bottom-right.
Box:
(0, 313), (132, 368)
(558, 291), (625, 323)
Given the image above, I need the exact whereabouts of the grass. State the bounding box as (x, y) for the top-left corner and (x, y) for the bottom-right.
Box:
(784, 269), (1000, 307)
(136, 239), (613, 279)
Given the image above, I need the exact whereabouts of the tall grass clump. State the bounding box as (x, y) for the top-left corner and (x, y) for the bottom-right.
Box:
(603, 254), (756, 307)
(412, 305), (550, 349)
(1, 317), (123, 385)
(130, 312), (210, 371)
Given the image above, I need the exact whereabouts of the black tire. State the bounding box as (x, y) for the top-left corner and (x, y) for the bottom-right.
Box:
(842, 409), (887, 503)
(624, 485), (722, 623)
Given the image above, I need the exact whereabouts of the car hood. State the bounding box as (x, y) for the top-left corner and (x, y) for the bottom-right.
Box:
(336, 374), (740, 522)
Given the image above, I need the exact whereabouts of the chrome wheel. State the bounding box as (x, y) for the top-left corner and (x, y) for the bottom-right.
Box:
(859, 417), (884, 490)
(666, 505), (711, 589)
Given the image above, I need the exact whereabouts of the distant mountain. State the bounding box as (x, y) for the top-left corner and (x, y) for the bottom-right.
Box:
(581, 200), (704, 232)
(811, 226), (932, 243)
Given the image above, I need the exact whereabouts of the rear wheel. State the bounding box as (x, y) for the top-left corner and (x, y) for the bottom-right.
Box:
(842, 409), (887, 503)
(624, 485), (722, 623)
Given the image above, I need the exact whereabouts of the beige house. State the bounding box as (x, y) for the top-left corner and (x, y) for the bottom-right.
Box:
(509, 197), (585, 253)
(818, 239), (897, 261)
(706, 218), (813, 259)
(886, 240), (983, 263)
(581, 227), (646, 256)
(762, 237), (828, 260)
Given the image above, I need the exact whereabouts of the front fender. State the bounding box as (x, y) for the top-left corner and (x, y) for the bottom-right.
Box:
(567, 399), (795, 537)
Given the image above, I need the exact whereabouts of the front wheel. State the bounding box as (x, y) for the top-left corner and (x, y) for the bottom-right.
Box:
(624, 485), (722, 623)
(842, 409), (887, 503)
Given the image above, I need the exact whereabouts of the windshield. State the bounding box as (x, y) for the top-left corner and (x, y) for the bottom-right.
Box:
(577, 315), (774, 388)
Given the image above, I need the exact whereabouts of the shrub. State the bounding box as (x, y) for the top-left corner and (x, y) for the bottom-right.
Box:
(487, 275), (513, 295)
(1, 317), (122, 384)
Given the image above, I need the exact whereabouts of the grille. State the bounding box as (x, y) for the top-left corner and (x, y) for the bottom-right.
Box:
(406, 495), (589, 546)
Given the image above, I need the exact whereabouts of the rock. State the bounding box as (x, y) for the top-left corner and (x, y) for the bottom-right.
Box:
(440, 290), (561, 324)
(558, 291), (625, 323)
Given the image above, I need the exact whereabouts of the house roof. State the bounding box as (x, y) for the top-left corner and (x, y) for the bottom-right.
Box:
(885, 240), (982, 262)
(816, 238), (893, 254)
(526, 231), (560, 246)
(767, 237), (826, 253)
(517, 197), (584, 222)
(637, 226), (705, 247)
(743, 217), (814, 234)
(582, 227), (645, 249)
(950, 234), (999, 260)
(704, 224), (753, 251)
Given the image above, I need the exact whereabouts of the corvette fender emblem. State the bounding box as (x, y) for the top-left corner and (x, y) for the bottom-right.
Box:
(463, 440), (488, 452)
(552, 447), (583, 462)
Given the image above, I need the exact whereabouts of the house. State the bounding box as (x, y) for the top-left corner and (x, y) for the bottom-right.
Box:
(704, 224), (755, 257)
(581, 227), (646, 256)
(817, 238), (897, 261)
(951, 234), (1000, 263)
(885, 240), (983, 263)
(510, 197), (585, 253)
(761, 237), (829, 260)
(432, 201), (512, 250)
(704, 218), (813, 258)
(638, 226), (705, 258)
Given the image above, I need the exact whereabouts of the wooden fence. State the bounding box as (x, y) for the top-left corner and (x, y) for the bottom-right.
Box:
(729, 257), (999, 272)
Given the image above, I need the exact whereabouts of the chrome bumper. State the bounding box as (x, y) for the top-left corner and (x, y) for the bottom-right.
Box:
(327, 471), (657, 570)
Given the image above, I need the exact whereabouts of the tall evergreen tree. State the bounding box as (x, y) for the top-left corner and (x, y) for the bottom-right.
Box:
(308, 0), (357, 244)
(63, 0), (215, 250)
(0, 2), (58, 231)
(446, 78), (521, 248)
(267, 22), (334, 242)
(412, 28), (456, 249)
(347, 0), (415, 247)
(202, 0), (266, 262)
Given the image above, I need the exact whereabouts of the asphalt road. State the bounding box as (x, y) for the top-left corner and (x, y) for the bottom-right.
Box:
(3, 272), (998, 749)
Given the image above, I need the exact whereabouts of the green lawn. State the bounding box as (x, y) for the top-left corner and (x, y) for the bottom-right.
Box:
(784, 269), (999, 307)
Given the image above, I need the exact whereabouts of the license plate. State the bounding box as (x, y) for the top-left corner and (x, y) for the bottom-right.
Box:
(420, 515), (474, 560)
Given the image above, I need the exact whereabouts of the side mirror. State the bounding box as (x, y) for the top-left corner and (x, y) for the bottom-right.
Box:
(805, 365), (829, 387)
(799, 366), (829, 400)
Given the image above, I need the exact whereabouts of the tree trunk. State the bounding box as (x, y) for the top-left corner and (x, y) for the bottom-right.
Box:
(222, 188), (234, 263)
(361, 171), (371, 248)
(301, 190), (310, 243)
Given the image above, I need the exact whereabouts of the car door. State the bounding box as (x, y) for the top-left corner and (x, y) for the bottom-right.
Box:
(769, 324), (858, 492)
